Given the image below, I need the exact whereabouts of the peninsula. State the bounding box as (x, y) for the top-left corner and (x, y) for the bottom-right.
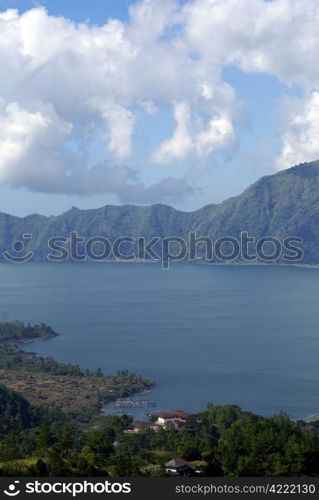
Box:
(0, 321), (154, 422)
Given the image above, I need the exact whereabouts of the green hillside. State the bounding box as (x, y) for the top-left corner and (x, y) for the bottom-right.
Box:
(0, 385), (40, 434)
(0, 160), (318, 263)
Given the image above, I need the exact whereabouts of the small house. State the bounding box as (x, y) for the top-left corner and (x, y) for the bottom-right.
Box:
(165, 458), (195, 476)
(156, 411), (190, 427)
(126, 421), (159, 433)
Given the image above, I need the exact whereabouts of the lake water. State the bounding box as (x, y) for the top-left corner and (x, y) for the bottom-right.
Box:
(1, 262), (319, 420)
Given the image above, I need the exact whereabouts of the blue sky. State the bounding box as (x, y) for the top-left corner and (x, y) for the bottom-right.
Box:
(0, 0), (135, 23)
(0, 0), (317, 216)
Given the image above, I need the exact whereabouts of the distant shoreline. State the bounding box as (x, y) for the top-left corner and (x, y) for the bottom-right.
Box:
(1, 259), (319, 269)
(12, 323), (315, 424)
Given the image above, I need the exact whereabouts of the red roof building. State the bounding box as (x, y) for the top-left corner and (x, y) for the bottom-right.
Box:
(156, 411), (190, 427)
(158, 411), (190, 419)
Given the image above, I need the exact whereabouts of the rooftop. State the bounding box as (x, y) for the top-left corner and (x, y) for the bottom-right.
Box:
(165, 458), (193, 469)
(158, 411), (190, 419)
(133, 421), (158, 429)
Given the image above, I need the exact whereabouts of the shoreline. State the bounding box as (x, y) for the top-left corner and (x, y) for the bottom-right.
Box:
(0, 323), (155, 419)
(18, 328), (314, 424)
(1, 259), (319, 270)
(17, 331), (59, 347)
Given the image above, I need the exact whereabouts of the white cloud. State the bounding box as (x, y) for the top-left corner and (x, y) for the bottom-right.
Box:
(276, 92), (319, 171)
(196, 117), (236, 157)
(0, 3), (240, 199)
(0, 0), (319, 201)
(128, 0), (181, 44)
(152, 101), (236, 163)
(182, 0), (319, 171)
(0, 100), (73, 189)
(182, 0), (319, 89)
(91, 100), (136, 161)
(151, 101), (193, 164)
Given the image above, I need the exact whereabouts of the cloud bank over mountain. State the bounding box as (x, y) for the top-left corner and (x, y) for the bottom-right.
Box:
(0, 0), (318, 201)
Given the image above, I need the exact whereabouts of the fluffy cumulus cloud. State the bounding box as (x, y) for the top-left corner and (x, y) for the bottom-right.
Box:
(0, 100), (73, 190)
(275, 92), (319, 171)
(181, 0), (319, 170)
(0, 0), (319, 200)
(151, 100), (236, 164)
(0, 2), (239, 200)
(151, 102), (194, 164)
(183, 0), (319, 88)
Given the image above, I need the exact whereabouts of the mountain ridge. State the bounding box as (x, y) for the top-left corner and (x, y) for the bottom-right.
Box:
(3, 160), (318, 221)
(0, 160), (318, 263)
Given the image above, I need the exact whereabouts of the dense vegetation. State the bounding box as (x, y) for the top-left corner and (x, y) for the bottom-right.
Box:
(0, 322), (55, 343)
(0, 385), (40, 434)
(1, 392), (319, 477)
(1, 321), (319, 477)
(0, 160), (319, 263)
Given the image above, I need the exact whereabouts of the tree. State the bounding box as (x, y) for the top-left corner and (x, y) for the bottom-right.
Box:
(37, 420), (53, 452)
(87, 430), (113, 467)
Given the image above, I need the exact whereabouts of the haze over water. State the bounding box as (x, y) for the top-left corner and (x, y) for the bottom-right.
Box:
(1, 262), (319, 420)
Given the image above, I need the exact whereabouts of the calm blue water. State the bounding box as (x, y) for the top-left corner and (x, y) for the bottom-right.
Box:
(1, 262), (319, 420)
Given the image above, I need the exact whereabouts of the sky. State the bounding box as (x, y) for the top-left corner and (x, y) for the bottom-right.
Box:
(0, 0), (318, 216)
